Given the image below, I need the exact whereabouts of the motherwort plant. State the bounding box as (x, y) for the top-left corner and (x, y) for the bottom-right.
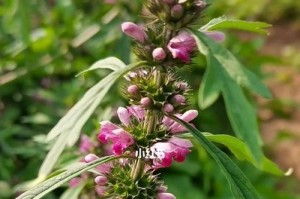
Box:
(18, 0), (283, 199)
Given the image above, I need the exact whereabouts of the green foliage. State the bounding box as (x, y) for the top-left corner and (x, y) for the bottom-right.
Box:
(16, 155), (118, 199)
(169, 115), (259, 199)
(192, 29), (271, 164)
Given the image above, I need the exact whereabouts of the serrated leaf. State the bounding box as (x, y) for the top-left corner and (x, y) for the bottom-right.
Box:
(17, 156), (118, 199)
(75, 57), (127, 76)
(200, 16), (271, 34)
(169, 115), (259, 199)
(39, 58), (145, 177)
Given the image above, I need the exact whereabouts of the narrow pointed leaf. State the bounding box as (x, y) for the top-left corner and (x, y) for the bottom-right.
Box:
(169, 115), (259, 199)
(17, 156), (118, 199)
(39, 59), (145, 177)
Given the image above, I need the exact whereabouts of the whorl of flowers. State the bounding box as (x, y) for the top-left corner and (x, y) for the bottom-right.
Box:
(71, 0), (225, 198)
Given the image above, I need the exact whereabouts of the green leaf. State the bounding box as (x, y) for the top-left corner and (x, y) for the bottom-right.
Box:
(38, 58), (145, 177)
(181, 133), (283, 176)
(168, 115), (259, 199)
(17, 156), (118, 199)
(75, 57), (127, 76)
(200, 16), (271, 34)
(191, 29), (270, 164)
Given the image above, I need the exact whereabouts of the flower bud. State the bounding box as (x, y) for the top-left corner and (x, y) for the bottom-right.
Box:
(171, 4), (184, 20)
(164, 103), (174, 113)
(140, 97), (152, 107)
(84, 154), (98, 163)
(121, 22), (147, 43)
(172, 94), (185, 104)
(178, 82), (188, 90)
(95, 176), (108, 185)
(152, 47), (166, 61)
(157, 192), (176, 199)
(127, 85), (139, 94)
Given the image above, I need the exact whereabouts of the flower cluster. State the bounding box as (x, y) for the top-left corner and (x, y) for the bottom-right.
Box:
(70, 0), (226, 198)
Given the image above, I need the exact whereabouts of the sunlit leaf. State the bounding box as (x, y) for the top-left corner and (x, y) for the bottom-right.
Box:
(200, 16), (271, 34)
(169, 115), (259, 199)
(38, 58), (145, 177)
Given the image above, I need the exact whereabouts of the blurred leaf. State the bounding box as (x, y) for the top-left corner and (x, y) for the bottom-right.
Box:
(200, 16), (271, 34)
(16, 155), (118, 199)
(192, 29), (270, 164)
(75, 57), (127, 76)
(39, 58), (145, 177)
(169, 115), (259, 199)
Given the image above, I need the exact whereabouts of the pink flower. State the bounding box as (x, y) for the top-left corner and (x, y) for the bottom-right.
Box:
(128, 105), (145, 120)
(204, 31), (225, 42)
(95, 186), (106, 196)
(121, 22), (147, 43)
(84, 154), (112, 173)
(163, 110), (198, 133)
(152, 47), (166, 61)
(151, 137), (193, 168)
(79, 135), (93, 153)
(167, 31), (196, 63)
(117, 107), (130, 126)
(158, 192), (176, 199)
(69, 177), (82, 188)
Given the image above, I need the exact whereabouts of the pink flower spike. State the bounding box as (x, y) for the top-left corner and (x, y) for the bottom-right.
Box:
(117, 107), (131, 126)
(95, 176), (108, 185)
(204, 31), (225, 42)
(157, 192), (176, 199)
(121, 22), (147, 43)
(100, 121), (119, 131)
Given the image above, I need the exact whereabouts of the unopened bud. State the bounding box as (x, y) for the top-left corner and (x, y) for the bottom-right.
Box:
(164, 103), (174, 113)
(152, 47), (166, 61)
(121, 22), (147, 43)
(95, 176), (108, 185)
(127, 85), (139, 94)
(171, 4), (184, 20)
(140, 97), (151, 107)
(178, 82), (188, 90)
(172, 94), (185, 104)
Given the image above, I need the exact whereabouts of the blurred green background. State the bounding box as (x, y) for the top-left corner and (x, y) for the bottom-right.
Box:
(0, 0), (299, 198)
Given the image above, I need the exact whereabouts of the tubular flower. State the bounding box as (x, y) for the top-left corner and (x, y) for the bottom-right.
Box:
(121, 22), (147, 43)
(167, 31), (196, 63)
(151, 137), (193, 168)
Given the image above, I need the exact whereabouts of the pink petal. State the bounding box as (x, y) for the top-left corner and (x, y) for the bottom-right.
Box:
(117, 107), (131, 126)
(157, 192), (176, 199)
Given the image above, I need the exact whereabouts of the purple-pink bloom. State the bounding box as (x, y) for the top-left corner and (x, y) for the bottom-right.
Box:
(152, 47), (166, 61)
(69, 177), (82, 188)
(163, 110), (198, 133)
(79, 135), (93, 153)
(167, 31), (196, 63)
(151, 137), (193, 168)
(121, 22), (147, 43)
(117, 107), (131, 126)
(95, 186), (106, 196)
(84, 154), (112, 173)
